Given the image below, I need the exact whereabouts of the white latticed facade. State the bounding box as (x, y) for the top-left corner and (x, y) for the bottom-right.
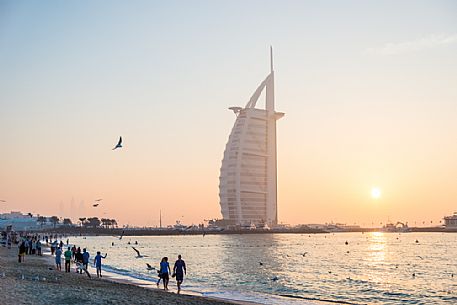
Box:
(219, 50), (284, 226)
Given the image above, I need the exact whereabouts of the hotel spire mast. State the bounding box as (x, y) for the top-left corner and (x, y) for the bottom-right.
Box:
(219, 47), (284, 227)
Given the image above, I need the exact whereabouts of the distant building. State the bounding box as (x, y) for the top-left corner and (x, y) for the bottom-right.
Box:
(219, 48), (284, 227)
(444, 212), (457, 229)
(0, 212), (39, 231)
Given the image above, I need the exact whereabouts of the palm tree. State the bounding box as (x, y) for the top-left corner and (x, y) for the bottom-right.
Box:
(101, 218), (110, 228)
(63, 218), (73, 226)
(110, 219), (118, 229)
(87, 217), (101, 228)
(37, 216), (47, 228)
(49, 216), (60, 228)
(79, 217), (86, 227)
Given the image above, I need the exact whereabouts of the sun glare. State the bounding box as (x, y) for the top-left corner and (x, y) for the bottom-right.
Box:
(371, 187), (381, 199)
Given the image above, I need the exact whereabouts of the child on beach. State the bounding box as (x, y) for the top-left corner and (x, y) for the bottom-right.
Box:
(94, 251), (107, 278)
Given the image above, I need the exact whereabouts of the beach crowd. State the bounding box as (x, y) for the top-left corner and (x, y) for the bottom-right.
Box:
(10, 233), (187, 293)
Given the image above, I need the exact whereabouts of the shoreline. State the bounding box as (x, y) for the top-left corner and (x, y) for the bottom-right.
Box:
(32, 227), (457, 237)
(0, 246), (257, 305)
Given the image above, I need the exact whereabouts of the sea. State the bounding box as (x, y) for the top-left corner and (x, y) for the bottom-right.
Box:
(68, 232), (457, 305)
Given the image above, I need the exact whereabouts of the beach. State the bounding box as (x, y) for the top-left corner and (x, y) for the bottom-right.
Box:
(0, 246), (246, 305)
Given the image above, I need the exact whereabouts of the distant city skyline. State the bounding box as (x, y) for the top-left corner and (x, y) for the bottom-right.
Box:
(1, 0), (456, 226)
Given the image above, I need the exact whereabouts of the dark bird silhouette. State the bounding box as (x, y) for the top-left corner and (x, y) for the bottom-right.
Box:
(92, 204), (99, 207)
(132, 247), (147, 258)
(302, 252), (308, 257)
(271, 276), (278, 281)
(415, 240), (419, 243)
(417, 256), (424, 260)
(259, 262), (263, 266)
(345, 241), (349, 245)
(113, 136), (123, 150)
(146, 263), (155, 270)
(95, 199), (103, 202)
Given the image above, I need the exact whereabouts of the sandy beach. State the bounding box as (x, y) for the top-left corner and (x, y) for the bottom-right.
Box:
(0, 246), (248, 305)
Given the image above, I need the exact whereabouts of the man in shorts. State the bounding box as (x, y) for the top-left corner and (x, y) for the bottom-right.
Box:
(64, 247), (72, 272)
(173, 254), (186, 293)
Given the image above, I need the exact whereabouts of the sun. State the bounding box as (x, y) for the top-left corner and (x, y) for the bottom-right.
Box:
(371, 187), (381, 199)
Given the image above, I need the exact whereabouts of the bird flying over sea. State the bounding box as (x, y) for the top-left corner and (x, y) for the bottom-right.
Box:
(146, 263), (155, 270)
(132, 247), (147, 258)
(112, 136), (122, 150)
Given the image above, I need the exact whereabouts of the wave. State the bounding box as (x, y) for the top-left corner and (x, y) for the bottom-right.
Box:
(97, 264), (158, 283)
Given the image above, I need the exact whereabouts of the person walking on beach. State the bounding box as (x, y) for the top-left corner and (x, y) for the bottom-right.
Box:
(75, 248), (83, 273)
(55, 247), (62, 271)
(173, 254), (187, 293)
(156, 257), (165, 287)
(159, 257), (171, 291)
(18, 240), (26, 263)
(82, 248), (90, 272)
(94, 251), (107, 278)
(36, 239), (42, 256)
(64, 247), (72, 272)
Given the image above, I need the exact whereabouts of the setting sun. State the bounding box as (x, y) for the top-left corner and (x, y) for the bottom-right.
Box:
(371, 187), (381, 199)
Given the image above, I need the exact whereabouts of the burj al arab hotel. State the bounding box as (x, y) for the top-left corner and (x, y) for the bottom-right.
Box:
(219, 48), (284, 227)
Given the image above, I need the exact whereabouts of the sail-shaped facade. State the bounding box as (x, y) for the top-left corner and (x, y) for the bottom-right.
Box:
(219, 50), (284, 227)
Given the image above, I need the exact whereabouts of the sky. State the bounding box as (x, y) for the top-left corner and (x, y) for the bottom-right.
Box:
(1, 0), (456, 227)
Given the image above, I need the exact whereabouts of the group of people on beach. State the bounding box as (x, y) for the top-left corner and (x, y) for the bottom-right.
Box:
(17, 234), (43, 262)
(54, 243), (107, 278)
(12, 233), (189, 293)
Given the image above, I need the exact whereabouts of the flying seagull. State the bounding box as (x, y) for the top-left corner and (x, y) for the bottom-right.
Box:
(132, 247), (147, 258)
(146, 263), (155, 270)
(92, 204), (99, 207)
(112, 136), (122, 150)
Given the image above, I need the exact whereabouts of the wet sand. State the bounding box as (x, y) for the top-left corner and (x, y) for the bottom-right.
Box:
(0, 246), (251, 305)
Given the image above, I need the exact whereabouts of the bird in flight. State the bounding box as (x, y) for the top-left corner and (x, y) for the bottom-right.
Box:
(93, 204), (99, 207)
(146, 263), (155, 270)
(95, 199), (103, 202)
(0, 200), (6, 203)
(132, 247), (147, 258)
(112, 136), (122, 150)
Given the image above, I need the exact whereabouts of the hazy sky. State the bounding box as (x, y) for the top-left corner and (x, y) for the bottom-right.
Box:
(1, 0), (456, 226)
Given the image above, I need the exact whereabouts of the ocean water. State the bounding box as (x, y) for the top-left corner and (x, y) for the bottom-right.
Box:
(68, 232), (457, 305)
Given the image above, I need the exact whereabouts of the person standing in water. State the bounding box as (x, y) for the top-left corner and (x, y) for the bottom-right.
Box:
(159, 257), (171, 290)
(173, 254), (187, 293)
(94, 251), (107, 278)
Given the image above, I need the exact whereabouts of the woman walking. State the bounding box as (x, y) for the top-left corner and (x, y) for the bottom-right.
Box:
(159, 257), (170, 290)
